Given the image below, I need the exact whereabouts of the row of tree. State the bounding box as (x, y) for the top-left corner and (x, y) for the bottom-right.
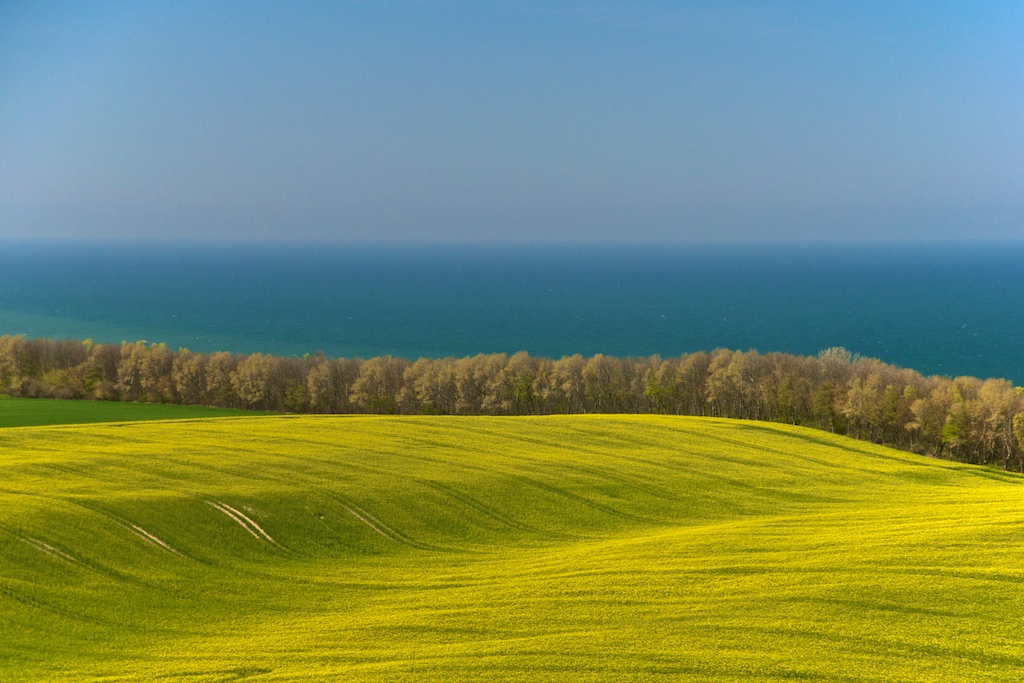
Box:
(3, 334), (1024, 471)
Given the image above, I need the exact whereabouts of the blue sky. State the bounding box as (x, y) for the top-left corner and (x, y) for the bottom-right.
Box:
(2, 1), (1022, 242)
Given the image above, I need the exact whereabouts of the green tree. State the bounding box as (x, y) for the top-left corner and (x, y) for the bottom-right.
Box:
(205, 352), (238, 407)
(492, 352), (538, 415)
(172, 350), (206, 405)
(909, 382), (953, 457)
(0, 335), (24, 391)
(350, 356), (408, 414)
(231, 353), (277, 410)
(116, 341), (171, 402)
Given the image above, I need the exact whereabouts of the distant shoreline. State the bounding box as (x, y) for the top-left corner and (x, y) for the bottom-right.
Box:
(1, 241), (1022, 382)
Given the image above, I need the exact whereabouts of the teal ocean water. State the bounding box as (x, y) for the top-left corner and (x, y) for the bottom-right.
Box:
(1, 241), (1022, 383)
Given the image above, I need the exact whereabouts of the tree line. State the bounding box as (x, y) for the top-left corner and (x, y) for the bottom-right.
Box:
(3, 334), (1024, 471)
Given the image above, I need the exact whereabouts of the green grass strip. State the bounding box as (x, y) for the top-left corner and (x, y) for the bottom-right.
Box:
(0, 396), (264, 428)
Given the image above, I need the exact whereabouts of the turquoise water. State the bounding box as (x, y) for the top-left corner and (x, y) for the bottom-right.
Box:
(1, 241), (1022, 383)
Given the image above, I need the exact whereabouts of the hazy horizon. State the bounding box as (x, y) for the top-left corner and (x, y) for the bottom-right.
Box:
(3, 2), (1023, 244)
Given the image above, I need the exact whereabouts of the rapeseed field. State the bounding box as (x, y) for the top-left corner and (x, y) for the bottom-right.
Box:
(1, 414), (1022, 681)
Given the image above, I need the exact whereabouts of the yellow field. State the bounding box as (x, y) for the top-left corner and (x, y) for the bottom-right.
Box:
(1, 415), (1023, 681)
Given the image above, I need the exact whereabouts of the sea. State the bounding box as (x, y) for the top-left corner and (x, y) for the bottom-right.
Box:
(1, 240), (1023, 384)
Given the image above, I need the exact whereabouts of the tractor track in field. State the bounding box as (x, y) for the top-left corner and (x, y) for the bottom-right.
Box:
(339, 502), (395, 541)
(20, 536), (78, 564)
(0, 521), (167, 587)
(208, 500), (284, 549)
(325, 491), (435, 550)
(64, 499), (189, 559)
(125, 523), (182, 555)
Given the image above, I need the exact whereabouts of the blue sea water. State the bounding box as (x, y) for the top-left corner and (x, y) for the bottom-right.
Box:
(1, 241), (1023, 383)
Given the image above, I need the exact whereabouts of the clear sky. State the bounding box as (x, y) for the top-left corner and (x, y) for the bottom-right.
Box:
(2, 1), (1022, 243)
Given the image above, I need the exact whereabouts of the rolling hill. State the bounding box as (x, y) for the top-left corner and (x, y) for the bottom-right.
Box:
(1, 414), (1022, 681)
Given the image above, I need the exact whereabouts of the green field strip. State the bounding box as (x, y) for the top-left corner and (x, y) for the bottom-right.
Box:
(0, 396), (266, 428)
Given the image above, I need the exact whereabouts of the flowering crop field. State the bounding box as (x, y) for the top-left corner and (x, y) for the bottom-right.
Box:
(1, 414), (1022, 681)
